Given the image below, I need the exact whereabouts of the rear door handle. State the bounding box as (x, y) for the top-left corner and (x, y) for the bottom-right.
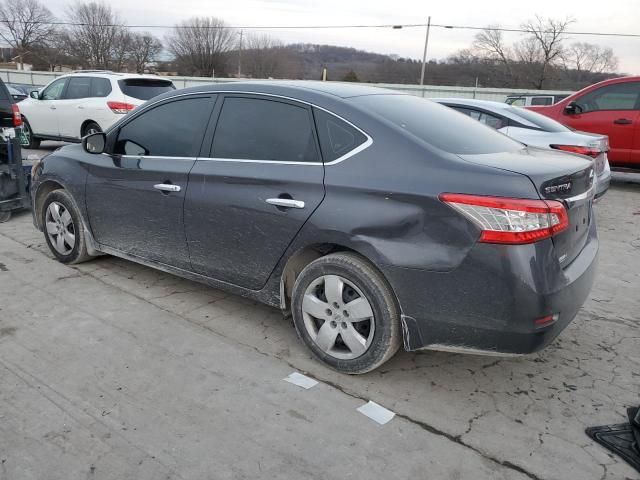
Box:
(154, 183), (181, 192)
(266, 198), (305, 209)
(50, 106), (56, 110)
(613, 118), (633, 125)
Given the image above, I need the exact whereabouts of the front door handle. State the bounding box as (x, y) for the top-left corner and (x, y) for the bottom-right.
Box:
(154, 183), (181, 192)
(613, 118), (633, 125)
(50, 106), (56, 110)
(266, 198), (305, 209)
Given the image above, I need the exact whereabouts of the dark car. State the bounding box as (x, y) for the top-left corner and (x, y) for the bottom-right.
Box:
(30, 82), (598, 373)
(0, 77), (26, 222)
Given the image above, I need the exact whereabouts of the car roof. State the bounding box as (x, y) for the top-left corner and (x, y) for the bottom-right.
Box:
(55, 71), (173, 81)
(174, 80), (403, 100)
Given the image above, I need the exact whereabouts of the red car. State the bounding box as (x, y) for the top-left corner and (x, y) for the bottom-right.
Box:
(529, 76), (640, 168)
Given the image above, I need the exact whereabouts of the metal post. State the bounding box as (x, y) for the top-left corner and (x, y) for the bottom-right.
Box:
(419, 16), (431, 86)
(237, 30), (244, 77)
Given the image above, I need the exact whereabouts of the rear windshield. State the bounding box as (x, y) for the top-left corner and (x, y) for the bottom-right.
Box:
(351, 94), (522, 155)
(118, 79), (175, 100)
(505, 106), (571, 133)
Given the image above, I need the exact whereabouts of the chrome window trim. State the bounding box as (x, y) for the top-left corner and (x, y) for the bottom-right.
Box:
(110, 89), (373, 166)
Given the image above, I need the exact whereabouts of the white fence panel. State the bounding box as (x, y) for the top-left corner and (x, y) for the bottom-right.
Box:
(0, 69), (574, 102)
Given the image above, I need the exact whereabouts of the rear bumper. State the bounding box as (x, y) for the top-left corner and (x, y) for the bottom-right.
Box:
(382, 219), (598, 355)
(595, 164), (611, 200)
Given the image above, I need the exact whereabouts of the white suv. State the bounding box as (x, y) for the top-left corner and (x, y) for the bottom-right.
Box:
(19, 71), (175, 148)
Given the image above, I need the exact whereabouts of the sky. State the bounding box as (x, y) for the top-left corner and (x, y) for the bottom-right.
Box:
(43, 0), (640, 74)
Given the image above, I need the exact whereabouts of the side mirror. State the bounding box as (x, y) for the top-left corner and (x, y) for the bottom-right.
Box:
(564, 101), (582, 115)
(29, 90), (39, 99)
(82, 132), (106, 154)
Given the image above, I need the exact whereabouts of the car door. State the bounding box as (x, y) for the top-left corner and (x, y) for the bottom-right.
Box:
(57, 76), (92, 139)
(184, 94), (325, 290)
(28, 78), (67, 136)
(85, 94), (216, 269)
(561, 81), (640, 165)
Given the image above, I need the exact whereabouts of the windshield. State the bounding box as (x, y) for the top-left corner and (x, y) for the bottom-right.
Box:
(351, 94), (523, 155)
(118, 79), (175, 101)
(505, 106), (571, 133)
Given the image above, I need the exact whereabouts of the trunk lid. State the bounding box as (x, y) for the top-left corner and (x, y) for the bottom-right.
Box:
(459, 146), (595, 267)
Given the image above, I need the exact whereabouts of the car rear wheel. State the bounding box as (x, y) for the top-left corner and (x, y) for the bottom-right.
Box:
(21, 119), (40, 149)
(82, 122), (101, 137)
(291, 252), (402, 374)
(42, 189), (92, 264)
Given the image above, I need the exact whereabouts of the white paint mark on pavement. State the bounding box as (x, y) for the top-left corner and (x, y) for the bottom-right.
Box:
(357, 401), (395, 425)
(283, 372), (318, 390)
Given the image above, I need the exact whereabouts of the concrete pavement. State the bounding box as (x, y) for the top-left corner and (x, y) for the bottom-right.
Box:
(0, 172), (639, 480)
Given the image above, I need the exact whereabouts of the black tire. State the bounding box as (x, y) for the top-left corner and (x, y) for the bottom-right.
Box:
(41, 189), (92, 264)
(21, 119), (40, 149)
(291, 252), (402, 374)
(82, 122), (102, 137)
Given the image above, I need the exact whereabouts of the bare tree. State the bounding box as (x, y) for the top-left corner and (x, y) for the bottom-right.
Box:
(166, 17), (235, 77)
(473, 27), (516, 86)
(128, 33), (163, 73)
(564, 42), (618, 81)
(64, 1), (127, 69)
(520, 16), (574, 89)
(0, 0), (56, 69)
(242, 34), (289, 78)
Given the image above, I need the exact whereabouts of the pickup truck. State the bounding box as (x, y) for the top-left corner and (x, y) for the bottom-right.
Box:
(529, 76), (640, 168)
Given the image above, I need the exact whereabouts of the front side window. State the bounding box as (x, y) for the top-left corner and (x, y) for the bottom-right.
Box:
(313, 108), (367, 162)
(114, 97), (213, 157)
(575, 82), (640, 112)
(212, 97), (319, 162)
(65, 77), (91, 99)
(41, 79), (66, 100)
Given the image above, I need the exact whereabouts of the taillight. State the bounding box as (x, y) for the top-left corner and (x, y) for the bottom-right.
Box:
(11, 104), (22, 127)
(439, 193), (569, 245)
(107, 101), (135, 114)
(550, 144), (600, 158)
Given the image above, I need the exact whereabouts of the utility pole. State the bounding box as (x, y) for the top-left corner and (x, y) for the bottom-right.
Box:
(419, 16), (431, 86)
(237, 30), (244, 77)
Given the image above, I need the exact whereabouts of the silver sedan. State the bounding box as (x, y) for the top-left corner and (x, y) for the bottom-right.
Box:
(435, 98), (611, 199)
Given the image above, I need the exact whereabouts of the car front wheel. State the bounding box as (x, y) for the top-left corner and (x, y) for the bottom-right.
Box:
(291, 252), (402, 374)
(42, 189), (92, 264)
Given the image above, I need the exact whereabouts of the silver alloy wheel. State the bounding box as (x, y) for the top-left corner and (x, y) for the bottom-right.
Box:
(45, 201), (76, 255)
(86, 126), (99, 135)
(301, 274), (375, 360)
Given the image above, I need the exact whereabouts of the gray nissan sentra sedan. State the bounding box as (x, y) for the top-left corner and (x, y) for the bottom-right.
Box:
(30, 81), (598, 374)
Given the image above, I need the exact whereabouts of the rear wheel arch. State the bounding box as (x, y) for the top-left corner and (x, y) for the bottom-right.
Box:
(279, 243), (398, 312)
(81, 120), (101, 137)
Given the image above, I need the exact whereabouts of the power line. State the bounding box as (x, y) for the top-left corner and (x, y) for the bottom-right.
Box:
(1, 19), (639, 39)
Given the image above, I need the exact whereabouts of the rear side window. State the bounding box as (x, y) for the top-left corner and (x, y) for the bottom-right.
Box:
(212, 97), (319, 162)
(90, 78), (112, 97)
(530, 97), (553, 106)
(313, 108), (367, 162)
(114, 97), (213, 157)
(352, 95), (521, 155)
(65, 77), (91, 99)
(118, 79), (175, 100)
(450, 107), (506, 130)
